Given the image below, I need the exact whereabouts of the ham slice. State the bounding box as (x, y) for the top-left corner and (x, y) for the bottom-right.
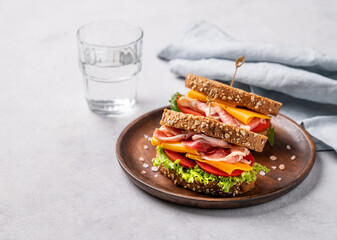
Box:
(181, 139), (215, 152)
(178, 96), (218, 117)
(245, 117), (267, 130)
(201, 148), (229, 159)
(159, 125), (182, 136)
(200, 147), (250, 164)
(212, 104), (240, 126)
(178, 97), (269, 132)
(178, 97), (241, 126)
(153, 129), (194, 142)
(192, 134), (232, 148)
(241, 117), (266, 131)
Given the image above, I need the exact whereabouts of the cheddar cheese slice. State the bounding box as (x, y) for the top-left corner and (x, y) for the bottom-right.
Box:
(151, 137), (200, 156)
(187, 90), (237, 108)
(185, 153), (252, 175)
(218, 104), (270, 125)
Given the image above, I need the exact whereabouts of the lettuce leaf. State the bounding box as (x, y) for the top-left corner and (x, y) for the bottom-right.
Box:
(153, 146), (270, 193)
(169, 92), (182, 112)
(268, 127), (275, 146)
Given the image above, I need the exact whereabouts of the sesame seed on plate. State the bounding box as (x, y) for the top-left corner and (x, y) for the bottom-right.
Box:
(278, 177), (282, 181)
(286, 144), (291, 150)
(291, 155), (296, 160)
(144, 134), (148, 139)
(151, 166), (158, 172)
(148, 137), (152, 142)
(154, 174), (158, 177)
(270, 155), (277, 161)
(139, 157), (144, 162)
(259, 171), (266, 176)
(279, 164), (285, 170)
(271, 166), (277, 169)
(143, 163), (149, 168)
(143, 145), (149, 150)
(141, 170), (146, 174)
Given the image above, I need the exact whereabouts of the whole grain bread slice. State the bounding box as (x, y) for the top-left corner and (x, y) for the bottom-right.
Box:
(160, 109), (267, 152)
(185, 74), (282, 116)
(159, 164), (255, 196)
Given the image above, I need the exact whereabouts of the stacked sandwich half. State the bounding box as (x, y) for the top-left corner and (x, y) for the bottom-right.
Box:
(151, 74), (282, 196)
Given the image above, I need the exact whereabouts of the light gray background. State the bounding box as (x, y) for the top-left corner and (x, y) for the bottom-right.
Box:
(0, 0), (336, 239)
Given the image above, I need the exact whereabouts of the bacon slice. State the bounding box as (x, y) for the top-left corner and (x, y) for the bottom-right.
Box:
(181, 139), (215, 152)
(200, 147), (250, 164)
(191, 134), (233, 148)
(153, 129), (194, 142)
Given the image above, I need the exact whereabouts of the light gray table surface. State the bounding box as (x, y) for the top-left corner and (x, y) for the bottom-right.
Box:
(1, 0), (336, 239)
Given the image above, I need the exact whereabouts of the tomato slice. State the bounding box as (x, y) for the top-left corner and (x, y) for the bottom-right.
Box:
(195, 160), (230, 177)
(179, 106), (204, 116)
(195, 152), (254, 177)
(164, 149), (254, 177)
(230, 169), (245, 176)
(251, 119), (270, 133)
(195, 160), (245, 177)
(176, 98), (205, 116)
(164, 149), (196, 168)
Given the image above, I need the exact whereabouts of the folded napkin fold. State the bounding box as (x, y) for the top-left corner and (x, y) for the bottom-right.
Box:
(158, 21), (337, 151)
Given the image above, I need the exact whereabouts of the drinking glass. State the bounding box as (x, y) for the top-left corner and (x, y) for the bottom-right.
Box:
(77, 20), (143, 115)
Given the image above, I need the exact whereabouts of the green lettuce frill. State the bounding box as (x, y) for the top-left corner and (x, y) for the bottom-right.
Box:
(152, 146), (269, 193)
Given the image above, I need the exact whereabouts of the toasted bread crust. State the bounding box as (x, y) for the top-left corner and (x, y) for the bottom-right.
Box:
(159, 164), (255, 196)
(185, 74), (282, 116)
(160, 109), (267, 152)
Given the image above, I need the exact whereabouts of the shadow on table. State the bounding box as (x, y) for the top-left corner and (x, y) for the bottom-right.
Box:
(150, 152), (327, 217)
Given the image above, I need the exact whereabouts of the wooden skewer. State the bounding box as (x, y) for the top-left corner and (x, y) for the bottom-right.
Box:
(230, 56), (245, 87)
(206, 88), (218, 118)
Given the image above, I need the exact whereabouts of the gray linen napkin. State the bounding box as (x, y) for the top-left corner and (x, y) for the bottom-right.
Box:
(158, 21), (337, 151)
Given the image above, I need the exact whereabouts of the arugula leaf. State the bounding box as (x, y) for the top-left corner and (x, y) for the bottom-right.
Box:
(169, 92), (182, 112)
(268, 127), (275, 146)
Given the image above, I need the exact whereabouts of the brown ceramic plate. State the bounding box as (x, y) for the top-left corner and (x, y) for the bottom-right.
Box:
(116, 106), (316, 208)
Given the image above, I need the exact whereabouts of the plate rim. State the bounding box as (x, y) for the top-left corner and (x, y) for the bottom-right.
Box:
(116, 106), (316, 206)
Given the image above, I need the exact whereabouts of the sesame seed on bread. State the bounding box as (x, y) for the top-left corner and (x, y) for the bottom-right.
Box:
(160, 109), (268, 152)
(159, 164), (255, 196)
(185, 74), (282, 116)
